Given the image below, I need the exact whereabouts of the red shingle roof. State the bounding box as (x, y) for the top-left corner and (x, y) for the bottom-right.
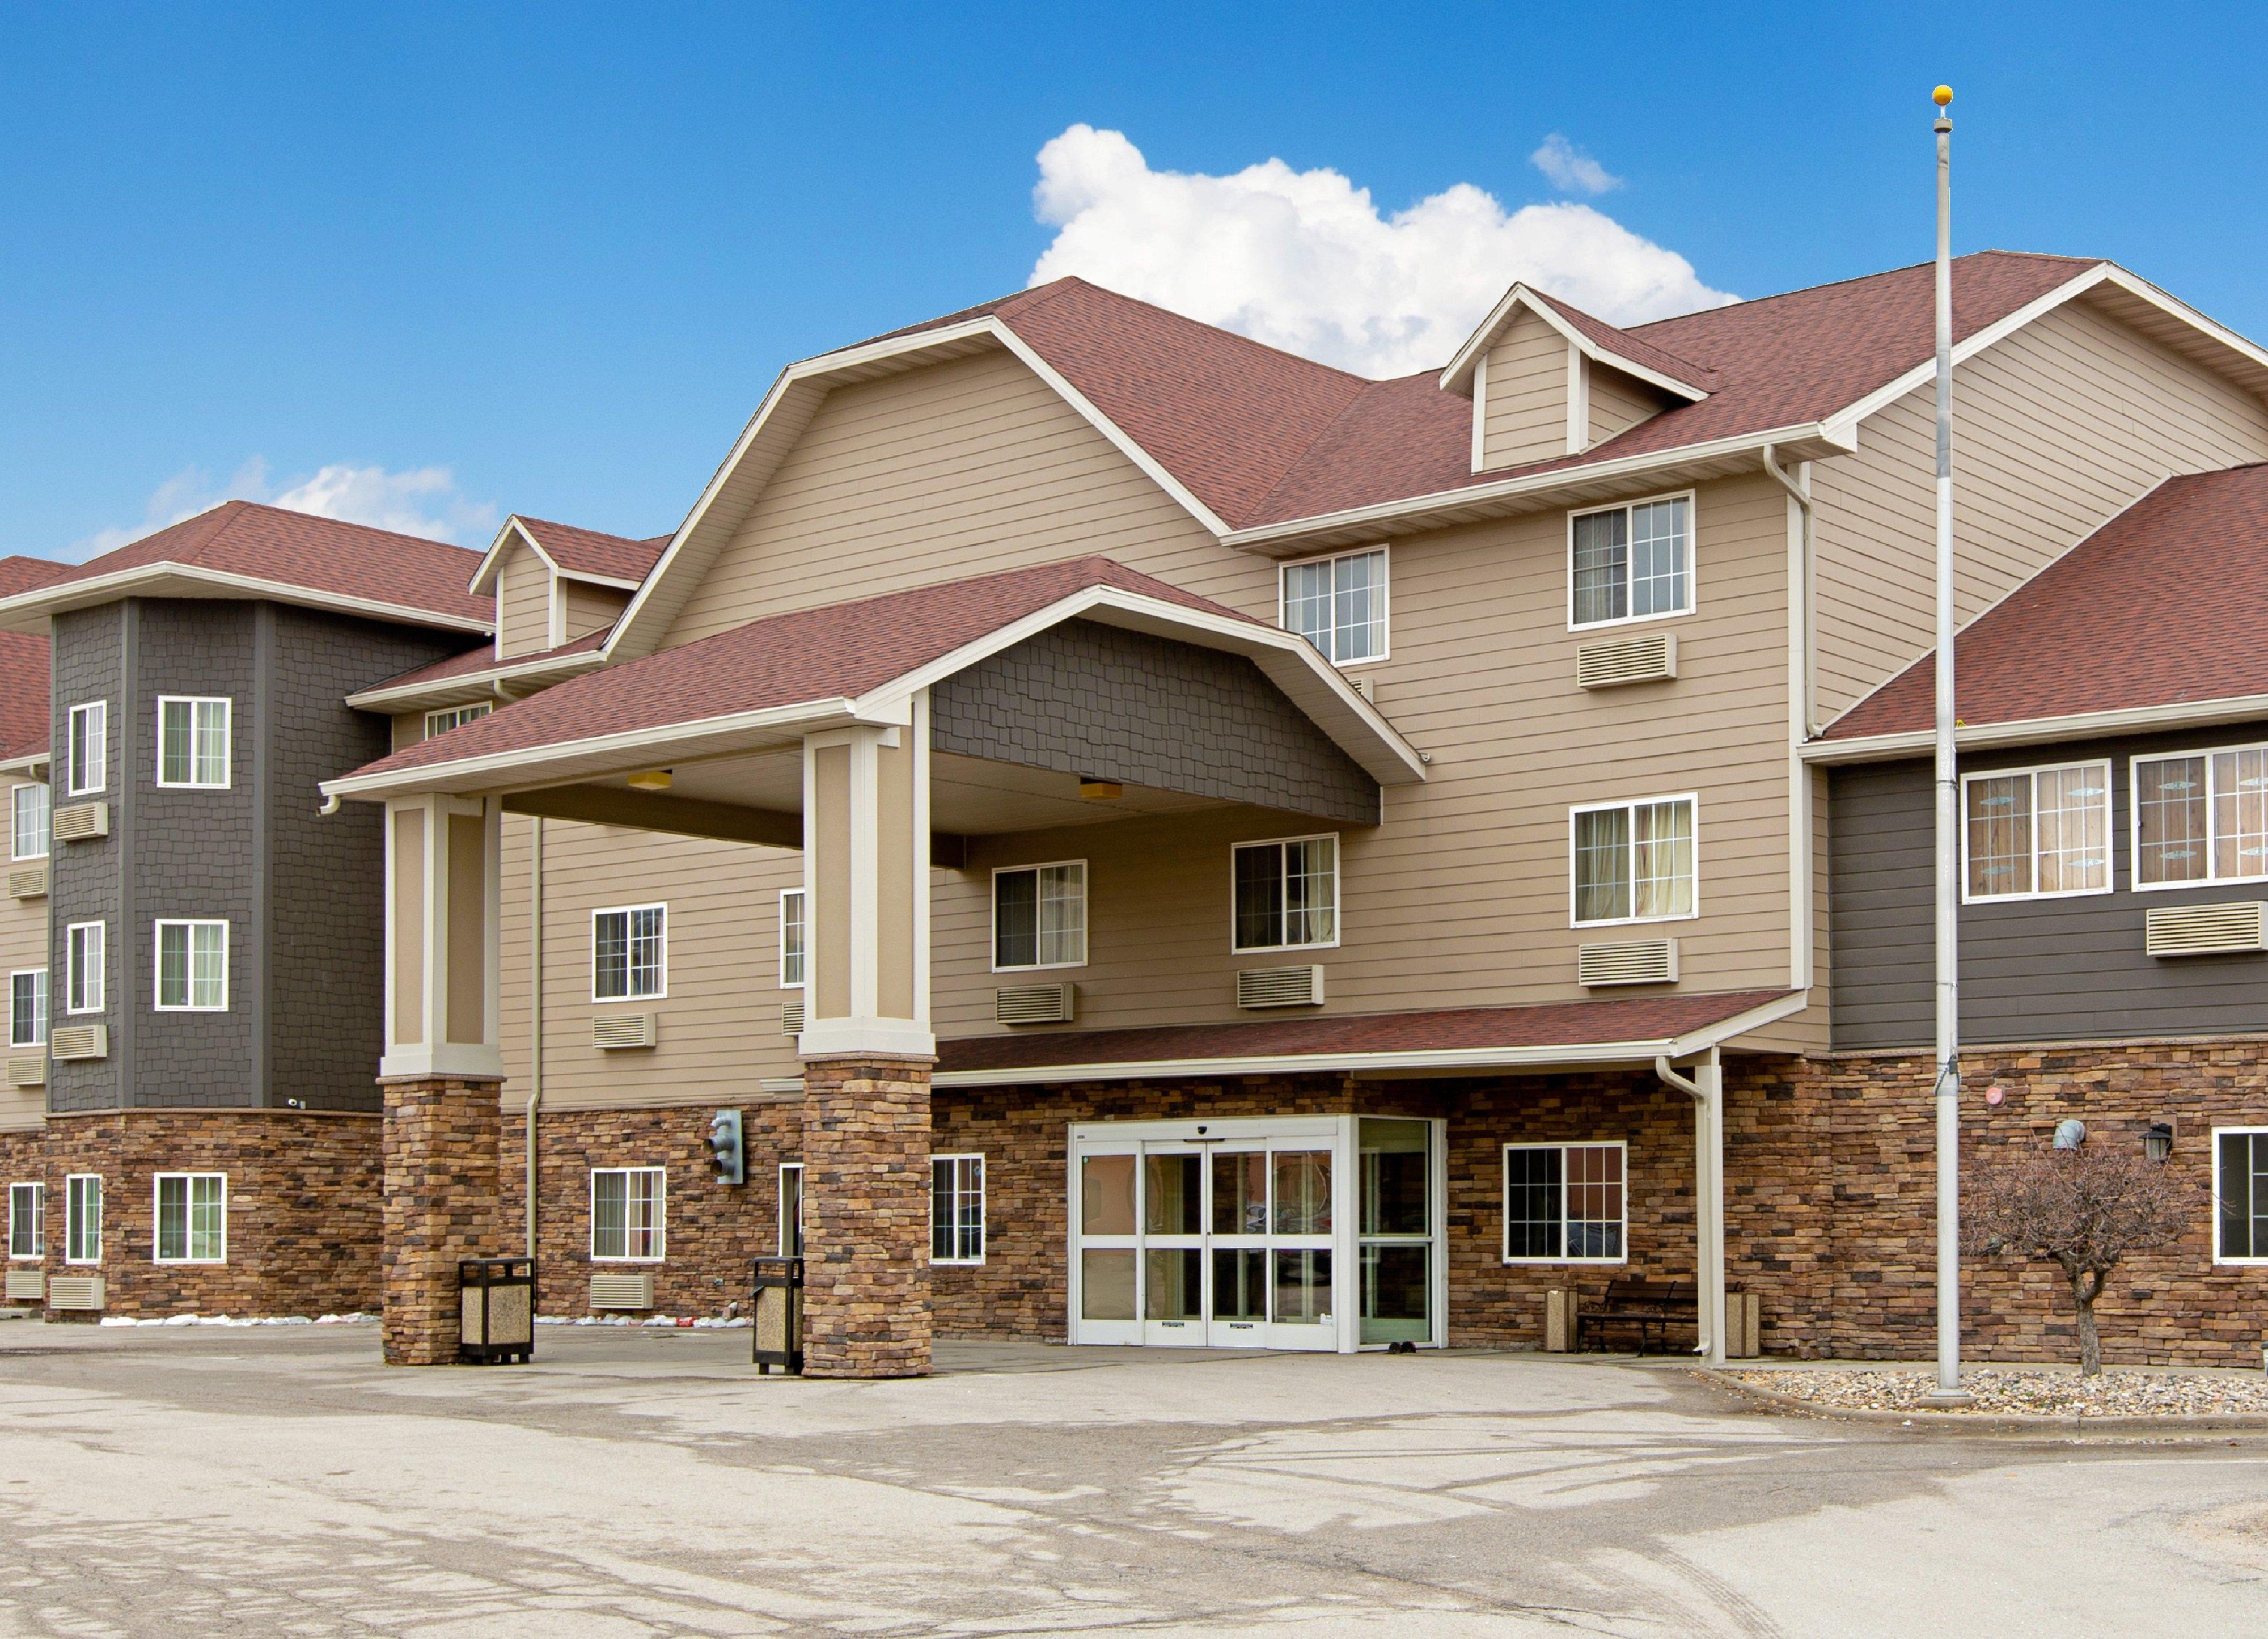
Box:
(936, 989), (1792, 1076)
(362, 628), (611, 695)
(1526, 289), (1721, 392)
(0, 561), (73, 758)
(1826, 464), (2268, 740)
(514, 517), (670, 585)
(25, 501), (490, 626)
(346, 555), (1254, 779)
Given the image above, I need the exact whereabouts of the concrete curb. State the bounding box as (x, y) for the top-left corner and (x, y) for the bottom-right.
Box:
(1695, 1367), (2268, 1437)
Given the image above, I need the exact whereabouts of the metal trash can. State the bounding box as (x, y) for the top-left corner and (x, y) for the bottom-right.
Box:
(751, 1256), (804, 1375)
(459, 1257), (535, 1364)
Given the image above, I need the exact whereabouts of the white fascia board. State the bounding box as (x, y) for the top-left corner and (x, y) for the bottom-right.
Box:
(553, 569), (644, 592)
(2096, 264), (2268, 383)
(342, 650), (608, 712)
(1438, 285), (1710, 402)
(0, 564), (493, 637)
(1804, 694), (2268, 766)
(468, 518), (560, 598)
(0, 752), (47, 777)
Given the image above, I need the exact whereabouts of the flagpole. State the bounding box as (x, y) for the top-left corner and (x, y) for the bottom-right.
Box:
(1926, 83), (1971, 1406)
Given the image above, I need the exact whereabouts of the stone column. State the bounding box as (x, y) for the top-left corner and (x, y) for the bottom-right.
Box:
(801, 1053), (934, 1378)
(380, 1073), (501, 1365)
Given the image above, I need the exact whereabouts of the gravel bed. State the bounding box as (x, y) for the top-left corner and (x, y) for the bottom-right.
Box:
(1723, 1365), (2268, 1418)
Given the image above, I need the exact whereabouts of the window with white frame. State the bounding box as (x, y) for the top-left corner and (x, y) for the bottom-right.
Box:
(778, 889), (805, 989)
(2134, 744), (2268, 888)
(1572, 796), (1696, 925)
(1280, 546), (1388, 665)
(9, 969), (45, 1049)
(1962, 762), (2111, 901)
(155, 920), (228, 1011)
(993, 861), (1086, 970)
(1570, 495), (1692, 628)
(778, 1161), (804, 1257)
(8, 1182), (41, 1259)
(155, 696), (230, 788)
(2217, 1129), (2268, 1263)
(10, 783), (47, 861)
(153, 1173), (225, 1264)
(1232, 835), (1338, 952)
(424, 703), (492, 738)
(931, 1154), (984, 1264)
(590, 1167), (665, 1260)
(1503, 1142), (1627, 1262)
(592, 904), (666, 1001)
(65, 922), (103, 1015)
(66, 702), (105, 796)
(64, 1173), (99, 1264)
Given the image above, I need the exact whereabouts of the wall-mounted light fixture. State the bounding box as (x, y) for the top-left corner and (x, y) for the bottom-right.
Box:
(2144, 1122), (2175, 1163)
(627, 769), (673, 792)
(1077, 778), (1123, 801)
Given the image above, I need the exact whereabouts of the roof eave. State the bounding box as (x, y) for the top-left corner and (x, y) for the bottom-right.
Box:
(342, 650), (611, 715)
(1438, 285), (1713, 401)
(0, 564), (493, 637)
(1806, 694), (2268, 765)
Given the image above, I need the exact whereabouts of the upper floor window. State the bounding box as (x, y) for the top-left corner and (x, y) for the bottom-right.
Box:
(65, 922), (103, 1015)
(1572, 795), (1696, 925)
(993, 861), (1086, 970)
(156, 697), (230, 788)
(1962, 762), (2110, 902)
(1281, 546), (1388, 665)
(779, 889), (805, 989)
(10, 783), (46, 861)
(425, 703), (492, 738)
(10, 969), (45, 1049)
(591, 1167), (665, 1261)
(155, 920), (229, 1011)
(593, 903), (666, 1001)
(2134, 744), (2268, 889)
(66, 702), (105, 797)
(1233, 835), (1338, 952)
(1570, 495), (1692, 628)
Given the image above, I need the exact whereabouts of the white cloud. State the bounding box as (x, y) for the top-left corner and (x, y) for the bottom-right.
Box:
(66, 459), (496, 562)
(1029, 125), (1734, 379)
(1530, 133), (1622, 197)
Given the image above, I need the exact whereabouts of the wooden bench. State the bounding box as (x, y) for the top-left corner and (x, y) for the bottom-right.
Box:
(1575, 1278), (1695, 1356)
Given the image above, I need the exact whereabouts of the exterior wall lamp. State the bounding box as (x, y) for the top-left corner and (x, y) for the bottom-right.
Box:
(2144, 1122), (2175, 1163)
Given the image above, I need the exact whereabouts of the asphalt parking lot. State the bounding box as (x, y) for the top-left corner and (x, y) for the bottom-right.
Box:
(0, 1321), (2261, 1635)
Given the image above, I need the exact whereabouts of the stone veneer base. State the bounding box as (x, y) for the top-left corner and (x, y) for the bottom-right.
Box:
(380, 1075), (502, 1366)
(799, 1054), (933, 1378)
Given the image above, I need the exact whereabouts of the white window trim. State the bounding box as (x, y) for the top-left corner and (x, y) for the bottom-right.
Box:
(154, 696), (232, 789)
(1500, 1140), (1630, 1266)
(151, 1172), (227, 1265)
(10, 782), (48, 861)
(778, 1160), (804, 1257)
(8, 1181), (43, 1260)
(1565, 489), (1698, 632)
(930, 1152), (986, 1266)
(778, 888), (805, 990)
(1567, 793), (1701, 928)
(990, 859), (1090, 973)
(423, 703), (492, 738)
(64, 1173), (100, 1265)
(153, 919), (230, 1012)
(589, 1165), (667, 1262)
(1276, 543), (1391, 668)
(1958, 760), (2115, 905)
(1229, 833), (1343, 954)
(66, 701), (105, 797)
(590, 902), (668, 1003)
(9, 968), (45, 1049)
(65, 922), (104, 1015)
(2129, 743), (2268, 893)
(2212, 1125), (2268, 1266)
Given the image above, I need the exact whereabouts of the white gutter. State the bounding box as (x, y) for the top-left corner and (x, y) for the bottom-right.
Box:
(1802, 690), (2268, 765)
(344, 648), (608, 712)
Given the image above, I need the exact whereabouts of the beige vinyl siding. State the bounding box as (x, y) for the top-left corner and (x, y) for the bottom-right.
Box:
(495, 548), (555, 659)
(561, 581), (628, 642)
(1479, 309), (1571, 471)
(662, 347), (1271, 648)
(1812, 297), (2268, 719)
(0, 879), (45, 1131)
(390, 712), (425, 754)
(1587, 364), (1671, 450)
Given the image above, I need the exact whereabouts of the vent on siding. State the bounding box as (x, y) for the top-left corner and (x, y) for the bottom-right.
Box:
(591, 1013), (657, 1050)
(1347, 674), (1376, 703)
(1237, 965), (1325, 1009)
(1576, 632), (1677, 690)
(7, 864), (44, 899)
(3, 1268), (43, 1302)
(996, 983), (1076, 1025)
(2145, 901), (2268, 957)
(51, 802), (108, 843)
(49, 1025), (106, 1061)
(6, 1056), (44, 1087)
(46, 1275), (103, 1311)
(1577, 938), (1679, 987)
(780, 999), (805, 1036)
(588, 1272), (654, 1311)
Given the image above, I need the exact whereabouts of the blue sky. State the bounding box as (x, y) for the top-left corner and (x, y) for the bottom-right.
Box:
(4, 2), (2262, 559)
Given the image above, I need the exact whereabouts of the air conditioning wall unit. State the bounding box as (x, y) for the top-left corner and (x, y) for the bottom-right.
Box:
(1576, 632), (1678, 690)
(591, 1013), (657, 1050)
(46, 1275), (103, 1311)
(996, 982), (1076, 1025)
(7, 1056), (45, 1087)
(780, 999), (805, 1036)
(588, 1271), (654, 1311)
(1237, 965), (1325, 1009)
(1577, 938), (1680, 988)
(7, 863), (44, 899)
(3, 1269), (44, 1302)
(52, 802), (108, 844)
(2145, 901), (2268, 957)
(49, 1025), (106, 1062)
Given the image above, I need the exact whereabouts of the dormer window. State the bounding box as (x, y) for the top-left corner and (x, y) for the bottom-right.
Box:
(1569, 496), (1692, 629)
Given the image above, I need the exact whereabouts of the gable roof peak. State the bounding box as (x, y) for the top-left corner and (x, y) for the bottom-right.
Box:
(1438, 281), (1721, 400)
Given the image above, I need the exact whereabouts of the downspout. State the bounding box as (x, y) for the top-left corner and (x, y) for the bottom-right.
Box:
(1761, 445), (1816, 738)
(526, 816), (543, 1261)
(1654, 1049), (1725, 1366)
(1764, 445), (1818, 996)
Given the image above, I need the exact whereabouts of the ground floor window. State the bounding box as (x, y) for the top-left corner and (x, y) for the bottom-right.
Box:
(7, 1181), (40, 1258)
(64, 1173), (100, 1264)
(1503, 1142), (1627, 1262)
(590, 1167), (665, 1261)
(778, 1161), (803, 1257)
(2215, 1129), (2268, 1262)
(932, 1154), (985, 1264)
(154, 1172), (226, 1263)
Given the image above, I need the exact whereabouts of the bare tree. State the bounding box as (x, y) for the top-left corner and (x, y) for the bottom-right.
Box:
(1961, 1143), (2187, 1375)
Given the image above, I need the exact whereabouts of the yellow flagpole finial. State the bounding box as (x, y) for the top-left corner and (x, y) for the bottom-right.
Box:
(1933, 85), (1954, 107)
